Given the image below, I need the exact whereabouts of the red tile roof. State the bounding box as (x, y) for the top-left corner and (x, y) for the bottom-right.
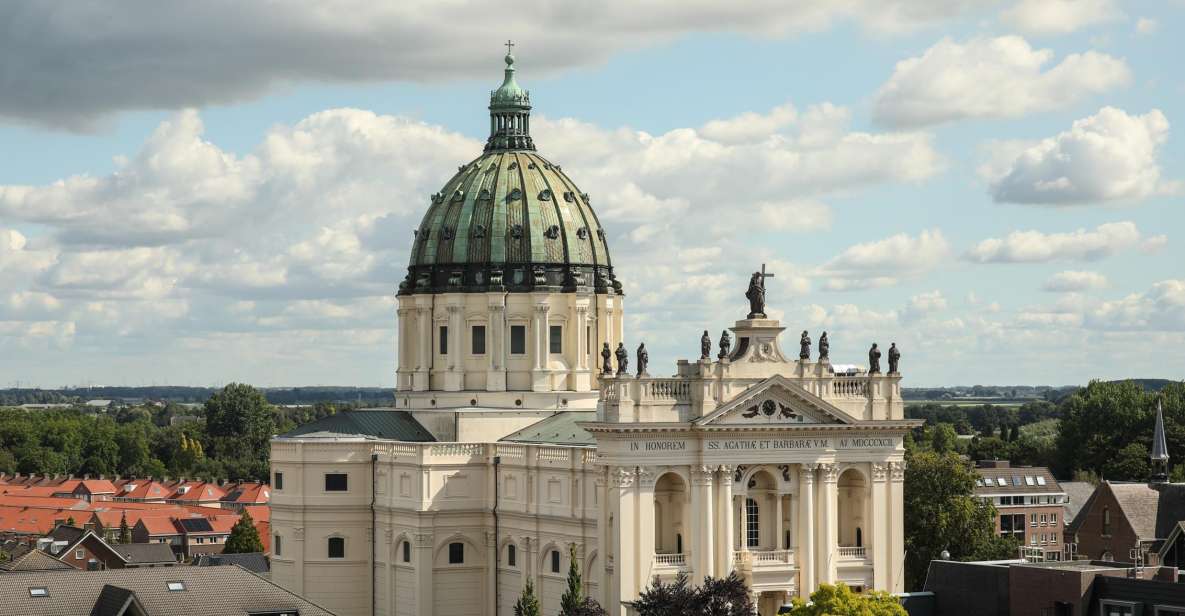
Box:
(73, 480), (117, 495)
(135, 517), (181, 536)
(119, 481), (169, 500)
(170, 482), (226, 502)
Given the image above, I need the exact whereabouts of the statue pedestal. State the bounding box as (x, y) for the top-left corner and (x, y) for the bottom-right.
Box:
(729, 318), (789, 364)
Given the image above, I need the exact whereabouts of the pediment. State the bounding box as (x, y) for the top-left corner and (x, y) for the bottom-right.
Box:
(695, 375), (856, 427)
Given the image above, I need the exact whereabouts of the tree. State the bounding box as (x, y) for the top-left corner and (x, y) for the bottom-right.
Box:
(65, 516), (76, 527)
(930, 424), (958, 453)
(118, 512), (132, 545)
(202, 383), (276, 481)
(629, 573), (753, 616)
(560, 543), (584, 616)
(787, 583), (906, 616)
(513, 577), (541, 616)
(904, 451), (1016, 590)
(223, 510), (265, 554)
(566, 598), (608, 616)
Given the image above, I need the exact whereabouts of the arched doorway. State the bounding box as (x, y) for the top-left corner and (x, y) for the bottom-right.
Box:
(654, 472), (689, 555)
(741, 469), (779, 551)
(838, 468), (867, 549)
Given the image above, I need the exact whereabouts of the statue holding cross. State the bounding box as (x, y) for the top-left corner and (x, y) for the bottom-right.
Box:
(746, 264), (774, 318)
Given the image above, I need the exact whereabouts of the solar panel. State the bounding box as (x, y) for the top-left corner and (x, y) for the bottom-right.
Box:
(177, 518), (213, 533)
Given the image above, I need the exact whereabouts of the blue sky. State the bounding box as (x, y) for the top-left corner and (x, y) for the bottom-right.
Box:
(0, 1), (1182, 388)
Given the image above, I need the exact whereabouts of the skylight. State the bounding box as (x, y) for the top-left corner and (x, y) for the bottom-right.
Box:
(29, 587), (48, 597)
(167, 581), (186, 592)
(1036, 477), (1047, 486)
(1025, 476), (1035, 486)
(996, 477), (1006, 486)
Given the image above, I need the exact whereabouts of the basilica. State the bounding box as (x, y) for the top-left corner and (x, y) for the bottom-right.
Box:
(269, 48), (917, 616)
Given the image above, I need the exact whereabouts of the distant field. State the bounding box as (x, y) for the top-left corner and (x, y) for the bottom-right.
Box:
(904, 398), (1031, 408)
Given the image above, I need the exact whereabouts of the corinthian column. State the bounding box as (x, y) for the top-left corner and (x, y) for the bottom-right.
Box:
(690, 465), (715, 579)
(817, 463), (838, 585)
(871, 463), (889, 590)
(532, 302), (551, 392)
(444, 303), (464, 391)
(797, 464), (816, 596)
(574, 302), (591, 390)
(486, 301), (506, 391)
(889, 461), (906, 593)
(717, 465), (735, 575)
(414, 303), (431, 391)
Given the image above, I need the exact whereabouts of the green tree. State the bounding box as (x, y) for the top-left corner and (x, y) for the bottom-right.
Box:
(904, 451), (1016, 590)
(628, 573), (753, 616)
(787, 583), (905, 616)
(513, 577), (541, 616)
(930, 423), (958, 453)
(1054, 380), (1183, 479)
(967, 436), (1011, 462)
(65, 516), (76, 527)
(1104, 442), (1150, 480)
(118, 512), (132, 545)
(203, 384), (275, 481)
(223, 510), (265, 554)
(560, 543), (584, 616)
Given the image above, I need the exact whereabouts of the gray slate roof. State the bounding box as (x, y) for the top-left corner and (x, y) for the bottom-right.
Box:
(1109, 482), (1185, 540)
(501, 411), (596, 446)
(973, 466), (1062, 495)
(0, 565), (335, 615)
(281, 409), (435, 441)
(0, 546), (74, 572)
(1060, 481), (1098, 528)
(193, 551), (269, 573)
(111, 542), (177, 565)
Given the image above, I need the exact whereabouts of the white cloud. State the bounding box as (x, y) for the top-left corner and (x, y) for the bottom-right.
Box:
(902, 290), (947, 322)
(1136, 17), (1159, 34)
(1087, 280), (1185, 331)
(872, 36), (1130, 127)
(1042, 270), (1108, 292)
(966, 221), (1145, 263)
(1000, 0), (1122, 35)
(0, 1), (995, 129)
(985, 107), (1176, 205)
(819, 229), (951, 290)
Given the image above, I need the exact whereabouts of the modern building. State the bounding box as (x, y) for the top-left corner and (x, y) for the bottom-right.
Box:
(973, 461), (1066, 560)
(921, 558), (1185, 616)
(270, 47), (917, 616)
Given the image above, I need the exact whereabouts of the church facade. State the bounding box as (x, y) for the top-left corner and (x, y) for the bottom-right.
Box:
(269, 48), (916, 616)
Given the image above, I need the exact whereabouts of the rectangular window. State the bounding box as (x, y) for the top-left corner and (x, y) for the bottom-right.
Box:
(273, 472), (283, 490)
(75, 549), (84, 559)
(1031, 513), (1038, 527)
(403, 541), (411, 563)
(328, 537), (345, 558)
(325, 473), (348, 491)
(439, 326), (448, 355)
(274, 534), (282, 556)
(510, 325), (526, 355)
(195, 537), (204, 544)
(508, 544), (516, 567)
(549, 325), (563, 354)
(448, 542), (464, 564)
(1041, 514), (1048, 525)
(551, 550), (561, 573)
(746, 498), (760, 548)
(471, 325), (486, 355)
(1051, 513), (1058, 525)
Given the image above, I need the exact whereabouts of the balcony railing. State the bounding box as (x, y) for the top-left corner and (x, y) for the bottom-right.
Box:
(733, 549), (795, 566)
(837, 546), (866, 559)
(654, 553), (687, 568)
(832, 378), (867, 397)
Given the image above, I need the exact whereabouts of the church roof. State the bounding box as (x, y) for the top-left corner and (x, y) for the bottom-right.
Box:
(280, 410), (435, 442)
(400, 48), (620, 296)
(501, 411), (596, 446)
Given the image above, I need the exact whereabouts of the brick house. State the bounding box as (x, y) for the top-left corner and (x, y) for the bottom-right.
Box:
(1065, 481), (1185, 565)
(974, 460), (1068, 560)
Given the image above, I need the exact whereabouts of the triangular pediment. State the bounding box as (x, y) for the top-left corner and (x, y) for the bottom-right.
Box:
(694, 375), (857, 427)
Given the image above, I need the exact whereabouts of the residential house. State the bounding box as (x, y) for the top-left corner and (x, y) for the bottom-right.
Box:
(193, 551), (270, 575)
(0, 564), (336, 615)
(0, 542), (74, 573)
(973, 461), (1068, 560)
(1067, 481), (1185, 565)
(40, 525), (178, 570)
(71, 480), (118, 503)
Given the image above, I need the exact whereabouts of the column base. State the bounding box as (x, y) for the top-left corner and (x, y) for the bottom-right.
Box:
(485, 370), (506, 392)
(572, 368), (592, 391)
(412, 370), (429, 391)
(443, 371), (464, 391)
(531, 370), (552, 392)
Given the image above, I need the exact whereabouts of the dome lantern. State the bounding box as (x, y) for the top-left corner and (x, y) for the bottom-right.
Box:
(485, 40), (535, 152)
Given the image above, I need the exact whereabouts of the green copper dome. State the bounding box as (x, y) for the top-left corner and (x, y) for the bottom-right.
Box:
(399, 47), (621, 296)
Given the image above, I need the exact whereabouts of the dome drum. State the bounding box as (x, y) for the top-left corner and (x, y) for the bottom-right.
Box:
(400, 261), (620, 295)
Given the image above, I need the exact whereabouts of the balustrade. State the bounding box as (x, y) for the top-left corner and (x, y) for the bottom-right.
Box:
(642, 379), (691, 402)
(837, 546), (866, 559)
(831, 378), (867, 397)
(653, 553), (687, 567)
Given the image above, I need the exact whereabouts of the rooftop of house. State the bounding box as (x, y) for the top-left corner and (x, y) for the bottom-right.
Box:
(973, 463), (1062, 495)
(110, 542), (178, 565)
(0, 565), (336, 615)
(279, 409), (436, 441)
(193, 551), (269, 573)
(1107, 481), (1185, 541)
(1059, 480), (1098, 527)
(0, 544), (74, 572)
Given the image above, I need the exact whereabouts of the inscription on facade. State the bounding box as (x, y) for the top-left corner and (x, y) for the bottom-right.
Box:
(622, 436), (899, 454)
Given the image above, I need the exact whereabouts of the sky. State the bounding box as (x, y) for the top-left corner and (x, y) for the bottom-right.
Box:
(0, 0), (1182, 388)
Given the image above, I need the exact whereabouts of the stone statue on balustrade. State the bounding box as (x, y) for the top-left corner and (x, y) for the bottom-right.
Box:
(615, 342), (629, 376)
(888, 342), (901, 374)
(799, 330), (811, 361)
(636, 343), (649, 377)
(718, 330), (731, 360)
(700, 330), (711, 361)
(868, 343), (882, 374)
(601, 342), (612, 375)
(818, 331), (829, 361)
(746, 271), (766, 318)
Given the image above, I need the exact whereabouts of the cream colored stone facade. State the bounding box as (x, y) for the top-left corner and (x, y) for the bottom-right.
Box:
(271, 314), (917, 616)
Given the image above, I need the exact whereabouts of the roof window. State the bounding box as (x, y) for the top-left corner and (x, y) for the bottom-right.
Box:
(1036, 476), (1047, 486)
(167, 581), (186, 592)
(1011, 476), (1021, 486)
(1025, 476), (1035, 486)
(29, 587), (48, 597)
(996, 477), (1006, 486)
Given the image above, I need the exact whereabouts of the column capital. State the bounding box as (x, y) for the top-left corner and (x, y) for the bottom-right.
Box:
(610, 466), (635, 488)
(889, 460), (906, 482)
(293, 527), (305, 540)
(446, 304), (463, 314)
(637, 467), (659, 488)
(384, 528), (394, 544)
(487, 303), (505, 313)
(872, 463), (889, 482)
(534, 302), (551, 315)
(414, 533), (434, 547)
(690, 465), (715, 486)
(819, 463), (839, 483)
